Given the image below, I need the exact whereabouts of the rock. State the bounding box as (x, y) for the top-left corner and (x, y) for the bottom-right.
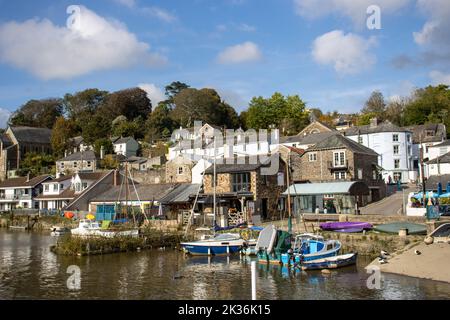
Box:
(424, 236), (434, 245)
(321, 269), (331, 274)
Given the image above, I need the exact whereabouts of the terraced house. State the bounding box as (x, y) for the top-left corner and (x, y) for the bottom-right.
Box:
(0, 175), (51, 211)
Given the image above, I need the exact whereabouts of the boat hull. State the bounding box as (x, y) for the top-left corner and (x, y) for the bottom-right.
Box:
(71, 229), (139, 238)
(301, 253), (358, 271)
(320, 222), (372, 233)
(180, 241), (244, 256)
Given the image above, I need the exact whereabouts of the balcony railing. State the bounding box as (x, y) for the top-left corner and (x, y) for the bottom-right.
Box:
(327, 160), (349, 171)
(0, 194), (32, 200)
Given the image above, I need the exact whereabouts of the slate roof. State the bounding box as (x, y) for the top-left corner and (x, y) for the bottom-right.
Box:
(343, 121), (410, 136)
(9, 126), (52, 144)
(160, 184), (201, 204)
(113, 137), (135, 144)
(306, 134), (379, 156)
(34, 188), (76, 200)
(58, 150), (97, 162)
(0, 175), (52, 188)
(427, 151), (450, 164)
(204, 155), (278, 174)
(280, 131), (339, 145)
(404, 124), (447, 144)
(69, 136), (84, 146)
(0, 134), (13, 148)
(90, 184), (178, 202)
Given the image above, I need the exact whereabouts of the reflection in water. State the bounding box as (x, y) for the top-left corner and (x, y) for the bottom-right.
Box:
(1, 229), (450, 300)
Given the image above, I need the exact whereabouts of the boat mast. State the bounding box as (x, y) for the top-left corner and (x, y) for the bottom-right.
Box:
(213, 137), (217, 234)
(286, 149), (292, 234)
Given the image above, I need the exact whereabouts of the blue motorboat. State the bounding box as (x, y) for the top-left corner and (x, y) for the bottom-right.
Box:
(180, 233), (246, 256)
(281, 234), (341, 266)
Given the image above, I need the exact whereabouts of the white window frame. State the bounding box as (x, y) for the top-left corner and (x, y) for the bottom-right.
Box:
(358, 136), (363, 144)
(393, 145), (399, 155)
(393, 134), (399, 142)
(334, 171), (346, 180)
(178, 167), (184, 175)
(308, 153), (317, 162)
(394, 159), (400, 169)
(333, 151), (346, 167)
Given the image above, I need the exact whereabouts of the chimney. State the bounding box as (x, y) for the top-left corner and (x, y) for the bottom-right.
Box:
(370, 118), (378, 128)
(26, 172), (30, 182)
(64, 150), (67, 158)
(100, 145), (105, 160)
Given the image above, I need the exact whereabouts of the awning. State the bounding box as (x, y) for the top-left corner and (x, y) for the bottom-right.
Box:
(283, 181), (370, 196)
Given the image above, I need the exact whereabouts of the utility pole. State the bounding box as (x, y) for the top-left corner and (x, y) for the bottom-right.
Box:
(419, 134), (426, 207)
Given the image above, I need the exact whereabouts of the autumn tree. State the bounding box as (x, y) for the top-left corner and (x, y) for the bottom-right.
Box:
(51, 117), (77, 158)
(361, 91), (386, 120)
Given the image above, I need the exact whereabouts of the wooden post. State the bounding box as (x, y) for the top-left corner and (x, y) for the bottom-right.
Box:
(251, 261), (257, 300)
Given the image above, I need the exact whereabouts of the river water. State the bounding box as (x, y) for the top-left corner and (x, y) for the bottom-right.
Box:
(1, 229), (450, 300)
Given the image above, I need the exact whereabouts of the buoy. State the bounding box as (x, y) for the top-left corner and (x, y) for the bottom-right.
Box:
(424, 237), (434, 245)
(414, 250), (421, 255)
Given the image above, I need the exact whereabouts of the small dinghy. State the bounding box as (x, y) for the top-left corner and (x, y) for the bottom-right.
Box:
(428, 223), (450, 243)
(300, 252), (358, 271)
(373, 222), (427, 235)
(320, 222), (373, 233)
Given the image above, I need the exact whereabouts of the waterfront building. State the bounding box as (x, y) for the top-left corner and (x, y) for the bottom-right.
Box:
(0, 175), (51, 211)
(343, 119), (415, 184)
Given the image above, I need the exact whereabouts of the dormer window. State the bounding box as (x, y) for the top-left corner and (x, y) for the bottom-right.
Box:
(44, 185), (49, 192)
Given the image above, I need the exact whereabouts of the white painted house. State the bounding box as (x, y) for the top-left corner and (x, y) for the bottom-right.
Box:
(0, 175), (51, 211)
(427, 140), (450, 162)
(343, 119), (415, 184)
(112, 137), (139, 158)
(425, 152), (450, 178)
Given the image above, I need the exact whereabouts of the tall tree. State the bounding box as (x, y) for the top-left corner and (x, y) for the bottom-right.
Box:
(63, 88), (108, 119)
(51, 117), (77, 158)
(244, 92), (309, 135)
(361, 91), (386, 119)
(165, 81), (190, 101)
(9, 98), (64, 129)
(404, 85), (450, 137)
(146, 102), (176, 142)
(171, 88), (239, 128)
(100, 87), (152, 122)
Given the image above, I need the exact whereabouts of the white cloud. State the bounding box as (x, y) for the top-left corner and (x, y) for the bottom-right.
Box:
(0, 108), (11, 128)
(312, 30), (377, 75)
(294, 0), (411, 26)
(217, 42), (262, 64)
(0, 6), (166, 80)
(414, 0), (450, 49)
(139, 83), (166, 106)
(429, 70), (450, 85)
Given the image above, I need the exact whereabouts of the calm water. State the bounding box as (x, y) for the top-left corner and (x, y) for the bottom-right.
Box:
(1, 229), (450, 300)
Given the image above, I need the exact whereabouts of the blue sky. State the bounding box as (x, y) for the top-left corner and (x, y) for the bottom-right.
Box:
(0, 0), (449, 127)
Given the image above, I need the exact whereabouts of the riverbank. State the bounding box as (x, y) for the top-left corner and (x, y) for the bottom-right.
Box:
(51, 229), (188, 256)
(367, 241), (450, 283)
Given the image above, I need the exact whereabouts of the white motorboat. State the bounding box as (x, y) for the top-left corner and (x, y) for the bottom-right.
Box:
(50, 226), (70, 237)
(71, 219), (139, 238)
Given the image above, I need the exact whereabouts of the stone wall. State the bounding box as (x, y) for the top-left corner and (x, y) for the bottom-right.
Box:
(165, 157), (193, 183)
(130, 167), (166, 184)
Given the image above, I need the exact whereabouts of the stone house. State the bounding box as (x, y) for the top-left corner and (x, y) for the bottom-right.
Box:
(0, 126), (52, 181)
(298, 134), (386, 205)
(201, 154), (286, 221)
(56, 150), (98, 176)
(165, 155), (194, 183)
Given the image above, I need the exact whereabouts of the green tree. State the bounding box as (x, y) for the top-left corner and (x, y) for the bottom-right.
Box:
(93, 138), (114, 155)
(171, 88), (239, 128)
(63, 88), (108, 119)
(356, 112), (378, 126)
(100, 87), (152, 122)
(146, 102), (176, 142)
(403, 85), (450, 137)
(17, 153), (55, 176)
(244, 92), (309, 135)
(165, 81), (190, 102)
(9, 98), (64, 129)
(82, 112), (112, 145)
(51, 117), (77, 158)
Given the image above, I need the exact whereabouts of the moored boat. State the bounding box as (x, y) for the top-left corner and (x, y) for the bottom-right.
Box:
(256, 225), (292, 264)
(180, 233), (246, 256)
(71, 219), (139, 238)
(320, 222), (373, 233)
(50, 226), (70, 237)
(300, 252), (358, 271)
(281, 235), (341, 266)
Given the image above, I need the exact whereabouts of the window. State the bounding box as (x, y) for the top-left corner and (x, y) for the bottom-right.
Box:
(426, 130), (434, 137)
(232, 173), (251, 192)
(393, 172), (402, 182)
(334, 171), (346, 180)
(393, 145), (399, 155)
(407, 135), (411, 143)
(82, 182), (88, 189)
(73, 162), (77, 168)
(333, 151), (346, 167)
(53, 183), (58, 192)
(87, 161), (92, 167)
(60, 184), (64, 190)
(425, 146), (430, 153)
(60, 162), (64, 169)
(308, 153), (317, 162)
(394, 159), (400, 169)
(393, 134), (399, 142)
(372, 170), (377, 180)
(178, 167), (184, 175)
(44, 185), (49, 192)
(358, 136), (363, 144)
(357, 169), (363, 180)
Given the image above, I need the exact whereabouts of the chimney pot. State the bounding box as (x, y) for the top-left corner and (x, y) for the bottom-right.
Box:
(370, 118), (378, 128)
